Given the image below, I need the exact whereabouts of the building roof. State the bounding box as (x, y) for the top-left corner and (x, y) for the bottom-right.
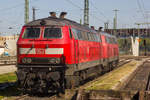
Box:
(0, 46), (4, 48)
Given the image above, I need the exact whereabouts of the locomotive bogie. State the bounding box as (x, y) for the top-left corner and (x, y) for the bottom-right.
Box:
(17, 67), (65, 94)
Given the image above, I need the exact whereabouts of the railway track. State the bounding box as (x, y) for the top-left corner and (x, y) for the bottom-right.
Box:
(0, 58), (134, 100)
(15, 95), (29, 100)
(14, 94), (59, 100)
(122, 61), (150, 91)
(0, 56), (16, 65)
(118, 58), (132, 67)
(76, 58), (150, 100)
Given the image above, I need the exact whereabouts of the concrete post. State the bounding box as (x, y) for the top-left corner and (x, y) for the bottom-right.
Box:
(131, 36), (139, 56)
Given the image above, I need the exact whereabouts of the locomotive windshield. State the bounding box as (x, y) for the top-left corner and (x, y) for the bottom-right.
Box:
(23, 27), (41, 39)
(44, 28), (62, 38)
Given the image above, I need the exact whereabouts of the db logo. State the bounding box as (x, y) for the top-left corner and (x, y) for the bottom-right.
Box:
(36, 48), (45, 54)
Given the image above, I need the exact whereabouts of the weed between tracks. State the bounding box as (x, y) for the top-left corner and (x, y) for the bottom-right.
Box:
(0, 72), (17, 83)
(0, 72), (19, 100)
(84, 61), (138, 90)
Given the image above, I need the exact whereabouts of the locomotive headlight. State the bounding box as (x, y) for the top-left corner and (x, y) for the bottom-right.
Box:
(49, 58), (60, 64)
(22, 58), (27, 63)
(55, 58), (60, 64)
(27, 58), (32, 63)
(22, 58), (32, 63)
(49, 58), (56, 64)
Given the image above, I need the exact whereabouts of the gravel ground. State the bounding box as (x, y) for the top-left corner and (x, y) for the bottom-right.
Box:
(0, 65), (17, 75)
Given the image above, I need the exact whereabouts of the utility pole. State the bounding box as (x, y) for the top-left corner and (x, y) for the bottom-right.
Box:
(113, 9), (119, 36)
(32, 7), (38, 21)
(113, 9), (119, 29)
(84, 0), (89, 26)
(104, 22), (109, 29)
(80, 19), (82, 24)
(25, 0), (29, 24)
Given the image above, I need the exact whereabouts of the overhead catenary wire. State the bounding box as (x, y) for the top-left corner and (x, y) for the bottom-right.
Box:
(90, 0), (109, 21)
(89, 0), (114, 28)
(0, 2), (24, 12)
(65, 0), (108, 25)
(136, 0), (149, 28)
(64, 0), (83, 10)
(0, 0), (40, 12)
(140, 0), (150, 28)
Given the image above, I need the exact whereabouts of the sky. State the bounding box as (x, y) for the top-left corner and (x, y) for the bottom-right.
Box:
(0, 0), (150, 35)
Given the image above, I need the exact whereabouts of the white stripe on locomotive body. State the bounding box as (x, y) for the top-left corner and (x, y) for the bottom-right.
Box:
(45, 48), (64, 54)
(19, 48), (36, 54)
(19, 48), (64, 54)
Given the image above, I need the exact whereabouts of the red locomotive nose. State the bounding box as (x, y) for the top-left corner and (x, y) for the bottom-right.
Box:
(17, 25), (73, 65)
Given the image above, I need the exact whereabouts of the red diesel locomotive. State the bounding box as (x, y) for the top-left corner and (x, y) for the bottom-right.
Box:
(16, 12), (119, 93)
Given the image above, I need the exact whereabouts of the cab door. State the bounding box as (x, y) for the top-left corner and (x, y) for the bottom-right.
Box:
(70, 27), (79, 65)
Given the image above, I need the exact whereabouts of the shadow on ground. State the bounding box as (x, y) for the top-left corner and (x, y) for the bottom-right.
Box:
(0, 83), (22, 100)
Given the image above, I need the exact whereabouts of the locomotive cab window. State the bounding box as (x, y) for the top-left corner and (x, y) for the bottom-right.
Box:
(44, 28), (62, 38)
(22, 27), (41, 39)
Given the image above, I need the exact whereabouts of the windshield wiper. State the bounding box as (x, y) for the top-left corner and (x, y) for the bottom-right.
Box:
(25, 44), (34, 55)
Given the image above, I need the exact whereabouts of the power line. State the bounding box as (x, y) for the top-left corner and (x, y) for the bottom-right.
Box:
(90, 1), (109, 21)
(0, 2), (24, 12)
(140, 0), (149, 28)
(90, 14), (105, 23)
(0, 0), (40, 12)
(64, 0), (83, 10)
(136, 0), (149, 28)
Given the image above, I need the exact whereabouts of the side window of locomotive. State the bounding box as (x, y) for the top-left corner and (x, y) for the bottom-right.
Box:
(69, 28), (73, 39)
(22, 28), (40, 39)
(90, 33), (95, 41)
(94, 34), (99, 42)
(87, 32), (92, 41)
(110, 37), (112, 44)
(99, 35), (102, 42)
(77, 30), (83, 40)
(111, 37), (114, 44)
(112, 38), (115, 44)
(72, 28), (78, 39)
(109, 37), (112, 43)
(87, 32), (90, 41)
(82, 31), (88, 40)
(44, 28), (62, 38)
(114, 38), (117, 44)
(106, 36), (110, 43)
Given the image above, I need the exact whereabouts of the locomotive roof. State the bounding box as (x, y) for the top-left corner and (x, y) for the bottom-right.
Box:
(25, 17), (95, 32)
(100, 31), (116, 38)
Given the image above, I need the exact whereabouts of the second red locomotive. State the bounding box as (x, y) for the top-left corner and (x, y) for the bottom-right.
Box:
(16, 12), (119, 93)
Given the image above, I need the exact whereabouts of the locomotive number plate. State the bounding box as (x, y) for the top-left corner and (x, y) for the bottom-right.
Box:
(36, 48), (45, 54)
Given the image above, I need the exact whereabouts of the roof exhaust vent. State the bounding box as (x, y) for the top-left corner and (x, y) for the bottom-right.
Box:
(98, 27), (103, 32)
(49, 12), (56, 18)
(60, 12), (67, 19)
(91, 26), (95, 30)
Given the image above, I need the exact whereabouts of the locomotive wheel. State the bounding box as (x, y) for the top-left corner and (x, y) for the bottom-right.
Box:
(79, 71), (87, 85)
(59, 77), (65, 94)
(108, 63), (113, 71)
(65, 75), (80, 89)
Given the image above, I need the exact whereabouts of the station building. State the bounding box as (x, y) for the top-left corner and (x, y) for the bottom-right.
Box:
(0, 35), (19, 56)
